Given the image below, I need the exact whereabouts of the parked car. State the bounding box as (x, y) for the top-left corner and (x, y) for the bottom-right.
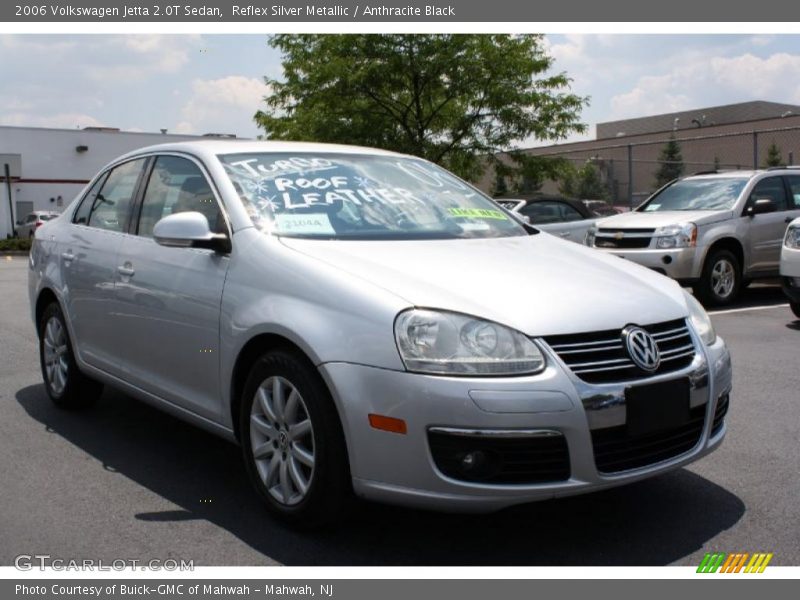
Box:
(780, 216), (800, 319)
(581, 199), (624, 217)
(585, 169), (800, 305)
(16, 211), (60, 238)
(495, 196), (598, 243)
(29, 141), (732, 526)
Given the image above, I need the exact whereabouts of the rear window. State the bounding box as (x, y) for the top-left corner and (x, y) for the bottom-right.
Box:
(39, 214), (56, 221)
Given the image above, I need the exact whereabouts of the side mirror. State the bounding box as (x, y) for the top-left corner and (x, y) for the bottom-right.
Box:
(747, 197), (777, 216)
(153, 212), (230, 253)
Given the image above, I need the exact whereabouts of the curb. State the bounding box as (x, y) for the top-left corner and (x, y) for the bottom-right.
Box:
(1, 251), (30, 256)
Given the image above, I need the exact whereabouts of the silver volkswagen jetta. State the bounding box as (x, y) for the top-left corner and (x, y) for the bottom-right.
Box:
(29, 141), (732, 526)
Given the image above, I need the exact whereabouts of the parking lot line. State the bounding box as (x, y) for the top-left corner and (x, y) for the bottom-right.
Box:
(709, 304), (789, 315)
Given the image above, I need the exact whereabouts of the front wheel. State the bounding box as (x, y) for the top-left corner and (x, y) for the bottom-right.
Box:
(38, 302), (103, 409)
(791, 302), (800, 319)
(693, 250), (742, 307)
(239, 350), (352, 528)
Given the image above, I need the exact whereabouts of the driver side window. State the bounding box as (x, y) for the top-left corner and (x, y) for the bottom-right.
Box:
(136, 156), (224, 238)
(749, 178), (788, 212)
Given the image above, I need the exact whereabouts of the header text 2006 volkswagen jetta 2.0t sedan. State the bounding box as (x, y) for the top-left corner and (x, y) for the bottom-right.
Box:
(29, 141), (732, 526)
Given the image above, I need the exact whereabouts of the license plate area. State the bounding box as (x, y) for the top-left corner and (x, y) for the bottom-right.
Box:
(625, 378), (690, 437)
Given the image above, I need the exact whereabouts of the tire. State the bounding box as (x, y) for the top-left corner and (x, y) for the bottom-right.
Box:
(38, 302), (103, 409)
(791, 302), (800, 319)
(693, 249), (742, 307)
(239, 350), (352, 528)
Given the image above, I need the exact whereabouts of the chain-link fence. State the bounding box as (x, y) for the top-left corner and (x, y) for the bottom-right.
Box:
(527, 124), (800, 208)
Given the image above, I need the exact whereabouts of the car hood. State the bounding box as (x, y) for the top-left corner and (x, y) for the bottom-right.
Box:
(596, 210), (733, 229)
(279, 233), (689, 337)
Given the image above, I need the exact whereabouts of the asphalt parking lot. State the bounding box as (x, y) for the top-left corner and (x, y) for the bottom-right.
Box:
(1, 255), (798, 566)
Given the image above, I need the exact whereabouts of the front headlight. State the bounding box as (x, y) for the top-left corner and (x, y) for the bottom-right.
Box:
(654, 223), (697, 249)
(394, 309), (545, 376)
(785, 225), (800, 249)
(683, 290), (716, 346)
(584, 225), (597, 247)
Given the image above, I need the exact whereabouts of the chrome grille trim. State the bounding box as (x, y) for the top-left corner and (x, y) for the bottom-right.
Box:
(542, 319), (697, 384)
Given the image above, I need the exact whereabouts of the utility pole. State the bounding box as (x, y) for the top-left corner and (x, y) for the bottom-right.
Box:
(3, 163), (15, 238)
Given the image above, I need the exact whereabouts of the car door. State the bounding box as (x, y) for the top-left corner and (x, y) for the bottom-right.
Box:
(744, 177), (797, 273)
(520, 200), (595, 243)
(108, 154), (231, 421)
(61, 159), (147, 373)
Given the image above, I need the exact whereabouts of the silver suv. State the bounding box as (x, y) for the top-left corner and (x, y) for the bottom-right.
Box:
(586, 169), (800, 305)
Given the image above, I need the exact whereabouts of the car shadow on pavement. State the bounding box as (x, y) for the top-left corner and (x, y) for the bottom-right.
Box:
(708, 282), (787, 312)
(17, 383), (745, 566)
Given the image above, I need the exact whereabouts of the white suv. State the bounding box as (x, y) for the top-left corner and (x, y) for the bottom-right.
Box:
(586, 169), (800, 305)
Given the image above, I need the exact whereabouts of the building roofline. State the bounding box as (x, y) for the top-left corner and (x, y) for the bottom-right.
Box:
(0, 124), (208, 139)
(503, 114), (800, 155)
(596, 99), (800, 130)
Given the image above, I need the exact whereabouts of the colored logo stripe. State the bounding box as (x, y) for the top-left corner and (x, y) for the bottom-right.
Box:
(697, 552), (773, 573)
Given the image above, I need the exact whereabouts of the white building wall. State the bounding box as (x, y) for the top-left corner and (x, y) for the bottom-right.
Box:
(0, 126), (208, 237)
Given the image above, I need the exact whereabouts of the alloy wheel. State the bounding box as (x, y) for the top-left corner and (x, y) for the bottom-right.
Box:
(711, 258), (735, 299)
(42, 316), (69, 395)
(249, 376), (315, 506)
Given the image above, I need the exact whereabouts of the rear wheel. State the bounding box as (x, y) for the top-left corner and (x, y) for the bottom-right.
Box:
(693, 249), (741, 307)
(239, 350), (351, 528)
(38, 302), (103, 409)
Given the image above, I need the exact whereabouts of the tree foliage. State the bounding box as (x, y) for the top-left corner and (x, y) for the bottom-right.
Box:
(559, 161), (608, 199)
(655, 136), (685, 188)
(256, 34), (587, 182)
(764, 140), (784, 168)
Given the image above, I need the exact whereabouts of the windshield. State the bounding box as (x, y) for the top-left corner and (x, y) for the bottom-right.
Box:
(219, 153), (526, 240)
(640, 177), (748, 212)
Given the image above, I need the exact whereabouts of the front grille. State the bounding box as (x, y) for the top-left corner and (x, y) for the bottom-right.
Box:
(428, 430), (571, 484)
(591, 405), (705, 473)
(594, 228), (654, 249)
(711, 393), (729, 437)
(544, 319), (696, 384)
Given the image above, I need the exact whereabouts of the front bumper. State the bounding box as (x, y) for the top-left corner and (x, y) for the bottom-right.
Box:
(781, 245), (800, 302)
(319, 334), (732, 512)
(594, 246), (702, 281)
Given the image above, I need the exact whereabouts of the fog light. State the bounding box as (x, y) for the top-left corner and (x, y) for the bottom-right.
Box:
(662, 255), (673, 265)
(461, 451), (485, 471)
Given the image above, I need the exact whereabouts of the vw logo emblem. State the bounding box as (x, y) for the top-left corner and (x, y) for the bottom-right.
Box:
(622, 326), (661, 372)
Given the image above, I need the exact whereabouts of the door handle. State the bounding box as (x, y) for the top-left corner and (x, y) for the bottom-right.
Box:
(117, 265), (135, 277)
(560, 232), (571, 237)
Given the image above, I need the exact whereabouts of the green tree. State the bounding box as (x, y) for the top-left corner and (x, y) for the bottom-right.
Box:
(256, 34), (587, 182)
(655, 136), (685, 187)
(560, 161), (608, 199)
(764, 140), (784, 168)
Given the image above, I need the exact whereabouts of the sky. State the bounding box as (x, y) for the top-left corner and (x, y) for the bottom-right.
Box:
(2, 34), (800, 146)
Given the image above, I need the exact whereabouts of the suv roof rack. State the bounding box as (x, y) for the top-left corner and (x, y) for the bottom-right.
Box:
(691, 170), (719, 175)
(765, 165), (800, 171)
